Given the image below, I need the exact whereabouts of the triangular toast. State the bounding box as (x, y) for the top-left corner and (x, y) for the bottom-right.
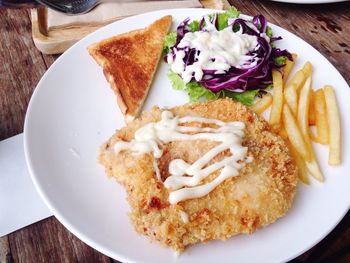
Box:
(87, 15), (172, 122)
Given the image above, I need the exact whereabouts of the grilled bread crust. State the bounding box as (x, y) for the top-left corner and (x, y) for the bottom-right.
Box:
(88, 15), (172, 122)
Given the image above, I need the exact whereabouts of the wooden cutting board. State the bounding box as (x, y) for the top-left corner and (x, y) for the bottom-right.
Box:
(31, 0), (231, 55)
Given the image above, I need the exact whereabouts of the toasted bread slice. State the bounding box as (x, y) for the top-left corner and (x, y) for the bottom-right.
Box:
(87, 15), (172, 122)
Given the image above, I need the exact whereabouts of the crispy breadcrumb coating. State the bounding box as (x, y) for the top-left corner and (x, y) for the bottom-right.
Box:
(99, 99), (298, 251)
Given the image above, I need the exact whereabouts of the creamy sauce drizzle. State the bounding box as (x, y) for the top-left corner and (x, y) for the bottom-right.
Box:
(167, 16), (258, 83)
(173, 251), (180, 261)
(114, 111), (250, 204)
(179, 211), (189, 224)
(153, 159), (161, 181)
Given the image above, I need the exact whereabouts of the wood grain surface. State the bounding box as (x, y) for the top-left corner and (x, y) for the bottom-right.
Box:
(0, 1), (349, 262)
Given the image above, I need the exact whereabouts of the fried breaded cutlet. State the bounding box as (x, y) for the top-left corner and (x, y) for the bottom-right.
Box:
(99, 99), (298, 251)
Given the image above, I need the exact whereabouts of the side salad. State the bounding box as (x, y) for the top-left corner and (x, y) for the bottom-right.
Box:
(163, 7), (292, 105)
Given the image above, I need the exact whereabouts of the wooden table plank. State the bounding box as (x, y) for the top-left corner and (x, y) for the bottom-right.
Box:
(8, 218), (112, 263)
(0, 236), (11, 263)
(0, 1), (349, 262)
(0, 9), (46, 140)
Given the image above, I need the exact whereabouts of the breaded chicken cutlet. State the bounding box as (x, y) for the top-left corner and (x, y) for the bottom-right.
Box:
(99, 99), (298, 251)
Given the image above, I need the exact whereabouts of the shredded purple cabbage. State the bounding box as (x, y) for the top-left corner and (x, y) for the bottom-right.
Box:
(165, 14), (292, 93)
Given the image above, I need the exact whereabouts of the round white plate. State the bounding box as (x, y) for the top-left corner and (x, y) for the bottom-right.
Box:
(24, 8), (350, 263)
(270, 0), (348, 4)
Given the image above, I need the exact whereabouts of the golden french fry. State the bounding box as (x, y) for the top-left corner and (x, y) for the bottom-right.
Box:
(252, 93), (273, 114)
(286, 69), (305, 92)
(308, 90), (320, 142)
(283, 61), (314, 117)
(286, 61), (312, 94)
(284, 84), (298, 116)
(283, 53), (297, 84)
(287, 141), (310, 184)
(324, 86), (341, 165)
(297, 77), (312, 136)
(298, 76), (324, 181)
(305, 159), (324, 182)
(269, 69), (283, 131)
(278, 126), (288, 140)
(302, 61), (312, 77)
(283, 104), (310, 161)
(309, 89), (316, 126)
(296, 157), (310, 184)
(309, 127), (319, 143)
(314, 89), (329, 145)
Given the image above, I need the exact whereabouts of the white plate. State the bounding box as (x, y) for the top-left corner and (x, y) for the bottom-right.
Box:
(24, 8), (350, 263)
(270, 0), (348, 4)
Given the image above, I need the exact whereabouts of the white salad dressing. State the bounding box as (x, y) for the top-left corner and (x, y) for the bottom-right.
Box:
(167, 16), (258, 83)
(114, 111), (251, 204)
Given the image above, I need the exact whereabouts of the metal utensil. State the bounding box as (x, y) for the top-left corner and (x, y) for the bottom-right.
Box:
(35, 0), (107, 15)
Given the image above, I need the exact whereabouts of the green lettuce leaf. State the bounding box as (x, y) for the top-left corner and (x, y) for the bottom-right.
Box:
(167, 70), (260, 105)
(274, 56), (287, 67)
(266, 26), (273, 38)
(167, 70), (185, 90)
(265, 84), (273, 90)
(219, 89), (259, 106)
(185, 82), (217, 101)
(188, 20), (200, 32)
(168, 70), (216, 101)
(163, 32), (177, 53)
(217, 6), (241, 30)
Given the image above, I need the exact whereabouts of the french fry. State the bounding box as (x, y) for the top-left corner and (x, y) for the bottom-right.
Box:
(286, 69), (305, 92)
(309, 127), (319, 143)
(283, 104), (310, 161)
(306, 160), (324, 182)
(314, 89), (329, 145)
(285, 61), (312, 94)
(295, 155), (310, 184)
(309, 89), (316, 126)
(283, 61), (313, 117)
(278, 125), (288, 140)
(269, 69), (283, 131)
(302, 61), (312, 77)
(287, 141), (310, 184)
(298, 76), (324, 181)
(283, 53), (297, 84)
(324, 86), (341, 165)
(284, 84), (298, 116)
(298, 77), (312, 137)
(252, 93), (273, 114)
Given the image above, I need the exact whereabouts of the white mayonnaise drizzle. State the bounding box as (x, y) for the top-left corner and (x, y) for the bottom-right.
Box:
(168, 16), (258, 83)
(173, 251), (180, 261)
(114, 111), (250, 204)
(153, 159), (161, 181)
(179, 210), (189, 224)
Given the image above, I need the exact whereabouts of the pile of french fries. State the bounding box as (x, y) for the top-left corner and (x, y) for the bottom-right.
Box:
(252, 54), (341, 184)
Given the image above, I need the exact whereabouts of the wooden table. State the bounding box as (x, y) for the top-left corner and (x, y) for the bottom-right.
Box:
(1, 0), (349, 262)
